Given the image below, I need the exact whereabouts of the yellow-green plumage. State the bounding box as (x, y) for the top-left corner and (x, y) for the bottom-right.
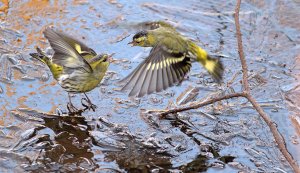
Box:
(30, 47), (64, 80)
(119, 21), (224, 97)
(30, 28), (110, 94)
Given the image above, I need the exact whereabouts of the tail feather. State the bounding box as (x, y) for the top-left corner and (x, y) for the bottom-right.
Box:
(205, 55), (224, 82)
(191, 43), (224, 82)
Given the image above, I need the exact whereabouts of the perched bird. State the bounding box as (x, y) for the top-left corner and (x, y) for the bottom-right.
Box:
(30, 28), (112, 112)
(119, 21), (224, 97)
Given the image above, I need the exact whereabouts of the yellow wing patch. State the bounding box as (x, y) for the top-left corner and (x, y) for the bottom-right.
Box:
(74, 43), (84, 54)
(151, 63), (156, 70)
(156, 63), (159, 70)
(166, 59), (170, 66)
(163, 60), (167, 68)
(147, 62), (152, 70)
(168, 56), (185, 64)
(146, 55), (187, 71)
(159, 61), (163, 69)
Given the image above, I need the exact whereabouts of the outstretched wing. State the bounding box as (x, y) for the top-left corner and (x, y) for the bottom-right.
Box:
(43, 28), (92, 72)
(140, 21), (176, 31)
(119, 43), (191, 97)
(54, 30), (97, 57)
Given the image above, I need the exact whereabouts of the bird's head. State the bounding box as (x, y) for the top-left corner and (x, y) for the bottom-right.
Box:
(100, 53), (114, 64)
(128, 31), (154, 47)
(90, 53), (114, 72)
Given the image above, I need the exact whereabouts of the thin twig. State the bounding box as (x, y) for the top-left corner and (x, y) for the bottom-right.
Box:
(234, 0), (250, 93)
(157, 0), (300, 172)
(234, 0), (299, 172)
(246, 94), (300, 172)
(160, 92), (245, 116)
(226, 71), (241, 87)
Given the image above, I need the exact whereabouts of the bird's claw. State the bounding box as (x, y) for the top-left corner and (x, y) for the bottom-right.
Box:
(81, 98), (89, 110)
(67, 103), (77, 111)
(91, 104), (97, 112)
(67, 102), (84, 115)
(81, 98), (97, 112)
(90, 104), (97, 112)
(56, 108), (65, 116)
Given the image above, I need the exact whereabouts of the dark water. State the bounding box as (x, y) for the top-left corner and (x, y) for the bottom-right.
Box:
(0, 0), (300, 172)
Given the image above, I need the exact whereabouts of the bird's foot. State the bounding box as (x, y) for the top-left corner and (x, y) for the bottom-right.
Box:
(67, 102), (83, 115)
(56, 108), (66, 116)
(81, 98), (97, 112)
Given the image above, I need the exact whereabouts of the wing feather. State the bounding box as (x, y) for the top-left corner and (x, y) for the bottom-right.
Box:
(147, 62), (158, 95)
(156, 60), (164, 92)
(122, 63), (147, 91)
(43, 28), (92, 72)
(128, 63), (149, 96)
(165, 64), (174, 87)
(137, 62), (154, 97)
(120, 41), (192, 97)
(161, 57), (169, 90)
(55, 30), (97, 56)
(118, 58), (147, 85)
(58, 33), (97, 56)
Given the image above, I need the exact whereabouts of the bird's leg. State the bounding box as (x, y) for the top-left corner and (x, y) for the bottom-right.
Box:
(81, 98), (89, 111)
(84, 93), (97, 111)
(56, 108), (65, 116)
(81, 93), (97, 111)
(67, 93), (79, 113)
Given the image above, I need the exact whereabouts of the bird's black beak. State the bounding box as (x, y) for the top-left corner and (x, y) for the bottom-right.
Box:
(128, 41), (136, 46)
(107, 53), (115, 63)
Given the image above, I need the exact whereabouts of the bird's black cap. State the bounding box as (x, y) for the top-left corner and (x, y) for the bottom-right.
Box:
(133, 31), (148, 39)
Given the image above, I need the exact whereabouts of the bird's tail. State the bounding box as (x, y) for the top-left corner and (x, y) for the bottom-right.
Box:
(30, 47), (63, 80)
(203, 55), (224, 82)
(29, 47), (51, 65)
(190, 42), (224, 82)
